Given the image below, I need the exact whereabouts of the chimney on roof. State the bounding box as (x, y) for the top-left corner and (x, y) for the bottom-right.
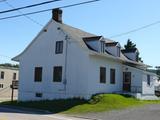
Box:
(52, 8), (63, 23)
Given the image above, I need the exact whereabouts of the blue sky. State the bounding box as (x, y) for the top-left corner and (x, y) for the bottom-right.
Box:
(0, 0), (160, 67)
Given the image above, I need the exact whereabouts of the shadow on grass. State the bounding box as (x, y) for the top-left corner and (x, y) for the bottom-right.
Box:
(119, 94), (133, 98)
(1, 98), (88, 114)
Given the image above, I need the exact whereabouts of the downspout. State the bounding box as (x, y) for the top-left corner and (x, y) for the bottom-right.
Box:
(63, 35), (69, 92)
(57, 27), (69, 92)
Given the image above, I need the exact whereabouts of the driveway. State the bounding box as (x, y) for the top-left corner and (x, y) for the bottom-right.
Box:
(0, 106), (91, 120)
(81, 104), (160, 120)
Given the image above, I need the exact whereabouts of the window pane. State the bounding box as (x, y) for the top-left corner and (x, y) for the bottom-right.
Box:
(34, 67), (42, 82)
(0, 84), (3, 88)
(100, 67), (106, 83)
(35, 93), (42, 97)
(53, 66), (62, 82)
(13, 73), (16, 80)
(147, 75), (150, 85)
(110, 69), (115, 84)
(55, 41), (63, 54)
(1, 71), (4, 79)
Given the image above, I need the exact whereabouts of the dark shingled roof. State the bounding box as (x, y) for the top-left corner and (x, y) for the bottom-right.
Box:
(121, 48), (138, 53)
(83, 36), (102, 41)
(105, 42), (118, 46)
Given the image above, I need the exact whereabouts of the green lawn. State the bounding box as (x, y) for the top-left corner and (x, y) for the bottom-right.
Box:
(1, 94), (160, 114)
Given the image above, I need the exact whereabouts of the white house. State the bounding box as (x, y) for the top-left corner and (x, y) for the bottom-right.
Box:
(13, 9), (158, 101)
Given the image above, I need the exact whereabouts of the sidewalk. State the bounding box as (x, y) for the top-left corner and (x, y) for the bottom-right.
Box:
(0, 97), (17, 102)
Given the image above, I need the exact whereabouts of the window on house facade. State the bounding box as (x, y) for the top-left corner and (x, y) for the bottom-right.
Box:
(13, 73), (16, 80)
(55, 41), (63, 54)
(110, 69), (115, 84)
(147, 75), (151, 86)
(35, 93), (42, 97)
(0, 71), (4, 79)
(34, 67), (42, 82)
(0, 84), (3, 88)
(100, 67), (106, 83)
(53, 66), (62, 82)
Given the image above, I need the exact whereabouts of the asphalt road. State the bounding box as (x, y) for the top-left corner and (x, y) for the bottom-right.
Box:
(1, 104), (160, 120)
(82, 104), (160, 120)
(0, 106), (91, 120)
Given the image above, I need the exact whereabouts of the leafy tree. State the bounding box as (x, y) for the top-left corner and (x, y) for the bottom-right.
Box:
(124, 39), (143, 62)
(0, 63), (19, 68)
(124, 39), (136, 50)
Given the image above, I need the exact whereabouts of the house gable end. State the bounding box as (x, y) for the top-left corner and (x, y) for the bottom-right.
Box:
(12, 20), (60, 61)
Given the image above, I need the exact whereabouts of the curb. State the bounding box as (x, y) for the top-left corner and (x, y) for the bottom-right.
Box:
(65, 114), (101, 120)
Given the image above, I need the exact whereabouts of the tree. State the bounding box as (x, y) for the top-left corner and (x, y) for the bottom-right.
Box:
(124, 39), (143, 63)
(0, 63), (19, 68)
(124, 39), (136, 50)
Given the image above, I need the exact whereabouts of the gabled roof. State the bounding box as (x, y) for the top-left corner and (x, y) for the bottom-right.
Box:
(12, 19), (150, 69)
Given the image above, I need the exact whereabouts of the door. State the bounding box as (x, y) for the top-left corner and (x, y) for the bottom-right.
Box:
(123, 72), (131, 92)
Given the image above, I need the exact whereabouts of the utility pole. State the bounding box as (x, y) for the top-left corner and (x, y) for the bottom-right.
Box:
(10, 80), (18, 102)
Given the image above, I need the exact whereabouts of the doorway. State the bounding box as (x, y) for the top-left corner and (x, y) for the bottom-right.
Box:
(123, 72), (131, 92)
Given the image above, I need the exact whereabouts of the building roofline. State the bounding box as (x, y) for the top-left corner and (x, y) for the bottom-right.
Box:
(0, 66), (19, 70)
(105, 42), (119, 46)
(89, 50), (151, 69)
(12, 19), (53, 62)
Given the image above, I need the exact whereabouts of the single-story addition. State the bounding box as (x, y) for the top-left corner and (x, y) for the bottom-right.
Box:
(13, 9), (158, 101)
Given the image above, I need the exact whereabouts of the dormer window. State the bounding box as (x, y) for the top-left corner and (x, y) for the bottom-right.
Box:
(105, 42), (121, 57)
(83, 36), (103, 53)
(121, 48), (139, 61)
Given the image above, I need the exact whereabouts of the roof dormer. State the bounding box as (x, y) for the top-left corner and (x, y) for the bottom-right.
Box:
(121, 48), (139, 61)
(105, 42), (121, 57)
(83, 36), (105, 53)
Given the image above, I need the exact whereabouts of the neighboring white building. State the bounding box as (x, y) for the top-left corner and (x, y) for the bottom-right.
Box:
(0, 66), (19, 100)
(13, 9), (158, 101)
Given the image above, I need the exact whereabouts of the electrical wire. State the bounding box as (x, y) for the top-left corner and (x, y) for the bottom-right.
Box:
(0, 0), (100, 21)
(4, 1), (43, 26)
(110, 20), (160, 38)
(0, 0), (62, 14)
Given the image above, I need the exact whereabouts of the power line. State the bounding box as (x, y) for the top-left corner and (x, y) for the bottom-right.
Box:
(0, 0), (62, 14)
(0, 0), (100, 21)
(110, 20), (160, 38)
(4, 1), (43, 26)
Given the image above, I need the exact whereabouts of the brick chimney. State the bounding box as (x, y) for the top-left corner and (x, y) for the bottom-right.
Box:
(52, 8), (63, 23)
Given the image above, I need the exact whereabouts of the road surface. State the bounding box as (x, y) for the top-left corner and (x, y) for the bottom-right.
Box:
(0, 106), (91, 120)
(1, 104), (160, 120)
(82, 104), (160, 120)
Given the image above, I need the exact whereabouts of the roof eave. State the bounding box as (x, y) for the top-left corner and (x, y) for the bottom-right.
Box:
(11, 55), (20, 62)
(89, 51), (150, 69)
